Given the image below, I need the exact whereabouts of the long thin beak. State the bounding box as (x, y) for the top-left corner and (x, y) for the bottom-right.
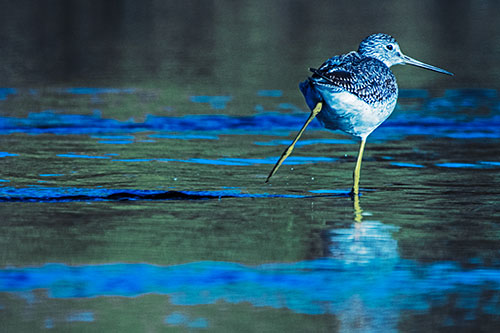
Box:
(401, 54), (453, 76)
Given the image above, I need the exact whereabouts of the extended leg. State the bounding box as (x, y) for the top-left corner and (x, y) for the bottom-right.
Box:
(265, 102), (322, 183)
(351, 137), (366, 196)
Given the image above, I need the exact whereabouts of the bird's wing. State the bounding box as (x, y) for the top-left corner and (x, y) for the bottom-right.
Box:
(310, 54), (397, 105)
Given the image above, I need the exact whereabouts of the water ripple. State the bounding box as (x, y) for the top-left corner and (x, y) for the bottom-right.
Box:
(0, 252), (499, 319)
(1, 110), (498, 141)
(0, 186), (329, 202)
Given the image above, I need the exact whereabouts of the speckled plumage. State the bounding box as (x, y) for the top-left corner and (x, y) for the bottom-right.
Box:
(310, 52), (398, 106)
(266, 33), (452, 188)
(300, 34), (403, 138)
(299, 33), (452, 139)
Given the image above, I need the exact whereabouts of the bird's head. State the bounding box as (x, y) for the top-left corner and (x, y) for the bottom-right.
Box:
(358, 33), (453, 75)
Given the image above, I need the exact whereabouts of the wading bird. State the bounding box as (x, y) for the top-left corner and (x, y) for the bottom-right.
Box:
(266, 33), (452, 195)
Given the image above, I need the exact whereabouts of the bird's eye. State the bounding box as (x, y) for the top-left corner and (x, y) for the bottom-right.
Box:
(386, 44), (393, 51)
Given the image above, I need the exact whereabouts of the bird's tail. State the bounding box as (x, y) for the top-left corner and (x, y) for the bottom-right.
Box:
(299, 78), (323, 112)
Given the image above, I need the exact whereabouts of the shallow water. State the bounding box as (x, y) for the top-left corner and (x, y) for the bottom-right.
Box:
(2, 1), (500, 330)
(1, 87), (500, 332)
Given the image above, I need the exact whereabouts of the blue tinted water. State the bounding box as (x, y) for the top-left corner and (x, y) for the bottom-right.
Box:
(0, 186), (319, 202)
(1, 87), (500, 331)
(1, 221), (499, 330)
(1, 90), (499, 142)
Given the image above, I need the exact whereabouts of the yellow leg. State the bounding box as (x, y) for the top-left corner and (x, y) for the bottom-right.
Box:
(351, 137), (366, 196)
(265, 102), (323, 183)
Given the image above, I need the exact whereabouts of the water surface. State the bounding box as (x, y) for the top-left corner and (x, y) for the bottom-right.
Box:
(1, 1), (500, 331)
(1, 87), (500, 332)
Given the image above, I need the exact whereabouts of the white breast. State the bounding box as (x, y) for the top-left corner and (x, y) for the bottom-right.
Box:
(315, 90), (397, 138)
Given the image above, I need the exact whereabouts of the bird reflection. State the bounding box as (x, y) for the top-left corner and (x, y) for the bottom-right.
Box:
(328, 194), (400, 265)
(353, 194), (363, 223)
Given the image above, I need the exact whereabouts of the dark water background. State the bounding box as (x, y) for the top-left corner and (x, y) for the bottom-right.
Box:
(1, 1), (500, 332)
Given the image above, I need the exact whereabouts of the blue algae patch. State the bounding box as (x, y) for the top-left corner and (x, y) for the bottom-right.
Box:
(149, 133), (219, 140)
(67, 312), (94, 322)
(0, 179), (10, 182)
(0, 111), (325, 136)
(309, 189), (351, 195)
(258, 90), (283, 97)
(91, 135), (134, 140)
(0, 152), (18, 157)
(0, 250), (499, 325)
(439, 162), (500, 169)
(0, 88), (17, 100)
(255, 138), (354, 146)
(180, 156), (337, 166)
(65, 87), (135, 95)
(112, 158), (155, 162)
(190, 95), (232, 110)
(479, 161), (500, 166)
(97, 140), (134, 144)
(164, 312), (188, 325)
(1, 91), (499, 141)
(0, 186), (314, 202)
(0, 111), (321, 135)
(436, 163), (484, 169)
(58, 154), (110, 159)
(264, 156), (337, 164)
(164, 313), (209, 328)
(177, 158), (246, 166)
(373, 118), (500, 141)
(254, 104), (266, 112)
(445, 132), (500, 139)
(390, 162), (425, 168)
(39, 174), (64, 177)
(111, 156), (337, 166)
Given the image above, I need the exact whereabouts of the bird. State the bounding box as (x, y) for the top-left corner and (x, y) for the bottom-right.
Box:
(265, 33), (453, 195)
